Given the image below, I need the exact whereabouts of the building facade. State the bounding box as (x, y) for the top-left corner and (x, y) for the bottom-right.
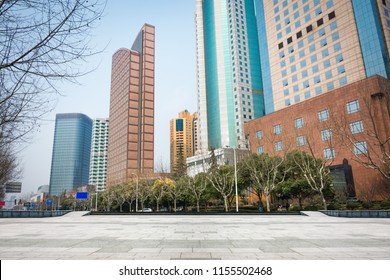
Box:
(106, 24), (155, 187)
(49, 113), (92, 196)
(255, 0), (390, 114)
(170, 111), (198, 172)
(195, 0), (265, 152)
(244, 75), (390, 200)
(89, 118), (109, 192)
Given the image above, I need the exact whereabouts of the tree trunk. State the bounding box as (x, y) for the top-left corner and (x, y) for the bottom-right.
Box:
(320, 191), (327, 210)
(119, 203), (123, 212)
(156, 200), (159, 212)
(173, 198), (177, 212)
(265, 191), (271, 212)
(196, 199), (200, 212)
(223, 195), (229, 212)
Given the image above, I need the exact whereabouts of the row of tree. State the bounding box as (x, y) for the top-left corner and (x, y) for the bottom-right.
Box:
(98, 150), (334, 213)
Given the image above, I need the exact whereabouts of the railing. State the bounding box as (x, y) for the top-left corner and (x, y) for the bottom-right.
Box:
(321, 210), (390, 218)
(0, 210), (71, 218)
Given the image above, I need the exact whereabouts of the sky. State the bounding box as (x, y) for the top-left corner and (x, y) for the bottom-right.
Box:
(18, 0), (198, 195)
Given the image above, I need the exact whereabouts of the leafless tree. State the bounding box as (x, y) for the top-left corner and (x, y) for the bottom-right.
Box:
(330, 94), (390, 182)
(0, 145), (20, 200)
(207, 165), (235, 212)
(0, 0), (105, 147)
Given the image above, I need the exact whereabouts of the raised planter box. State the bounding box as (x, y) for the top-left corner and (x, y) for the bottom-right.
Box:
(321, 210), (390, 218)
(0, 210), (71, 218)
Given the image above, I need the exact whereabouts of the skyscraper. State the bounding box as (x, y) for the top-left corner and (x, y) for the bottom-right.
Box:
(89, 118), (109, 192)
(170, 110), (198, 173)
(195, 0), (265, 152)
(49, 113), (92, 196)
(255, 0), (390, 114)
(107, 24), (155, 188)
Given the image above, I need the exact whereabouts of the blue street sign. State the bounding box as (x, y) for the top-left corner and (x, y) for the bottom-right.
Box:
(31, 203), (37, 208)
(46, 200), (53, 205)
(76, 192), (88, 200)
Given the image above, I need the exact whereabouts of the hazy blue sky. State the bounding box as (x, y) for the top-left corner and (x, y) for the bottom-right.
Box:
(19, 0), (197, 194)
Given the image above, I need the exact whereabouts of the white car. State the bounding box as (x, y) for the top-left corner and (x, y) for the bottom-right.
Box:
(138, 208), (152, 212)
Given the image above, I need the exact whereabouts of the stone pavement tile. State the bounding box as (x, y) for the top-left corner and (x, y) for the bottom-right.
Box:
(96, 246), (132, 253)
(66, 247), (101, 253)
(129, 248), (162, 253)
(160, 248), (193, 253)
(230, 248), (263, 253)
(291, 247), (327, 253)
(259, 247), (294, 253)
(179, 252), (213, 259)
(193, 248), (231, 253)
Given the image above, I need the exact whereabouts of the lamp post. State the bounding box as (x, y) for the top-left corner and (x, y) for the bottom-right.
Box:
(226, 146), (239, 212)
(132, 173), (139, 212)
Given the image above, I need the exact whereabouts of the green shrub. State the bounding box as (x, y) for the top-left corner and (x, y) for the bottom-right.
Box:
(289, 205), (302, 211)
(346, 201), (361, 210)
(380, 201), (390, 209)
(303, 205), (320, 211)
(362, 201), (372, 209)
(327, 202), (341, 210)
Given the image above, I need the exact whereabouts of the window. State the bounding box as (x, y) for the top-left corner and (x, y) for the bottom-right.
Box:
(315, 86), (322, 95)
(304, 4), (310, 13)
(278, 42), (284, 49)
(320, 38), (327, 47)
(324, 148), (335, 159)
(327, 81), (334, 90)
(305, 14), (311, 22)
(339, 76), (347, 86)
(326, 0), (334, 8)
(334, 42), (341, 52)
(308, 34), (314, 43)
(301, 60), (307, 67)
(257, 146), (264, 154)
(318, 109), (329, 122)
(309, 44), (316, 53)
(297, 135), (306, 146)
(302, 70), (308, 78)
(285, 98), (291, 106)
(274, 124), (282, 135)
(256, 130), (263, 139)
(325, 70), (333, 79)
(336, 53), (343, 62)
(321, 129), (332, 141)
(306, 25), (313, 33)
(295, 20), (301, 28)
(347, 100), (360, 114)
(292, 74), (298, 81)
(284, 89), (290, 96)
(337, 65), (345, 74)
(315, 7), (322, 15)
(312, 65), (319, 73)
(303, 80), (309, 88)
(304, 91), (311, 99)
(293, 85), (299, 92)
(297, 31), (303, 39)
(350, 120), (364, 134)
(332, 32), (339, 41)
(294, 95), (301, 103)
(287, 37), (293, 44)
(295, 117), (304, 128)
(299, 50), (305, 58)
(317, 18), (324, 26)
(275, 141), (283, 151)
(282, 69), (287, 77)
(328, 11), (336, 20)
(294, 11), (300, 19)
(354, 141), (367, 155)
(322, 49), (329, 57)
(311, 54), (318, 63)
(330, 21), (337, 30)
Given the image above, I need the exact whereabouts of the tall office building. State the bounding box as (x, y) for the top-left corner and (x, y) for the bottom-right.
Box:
(255, 0), (390, 114)
(195, 0), (265, 152)
(49, 113), (92, 196)
(107, 24), (155, 188)
(170, 111), (198, 172)
(89, 118), (109, 192)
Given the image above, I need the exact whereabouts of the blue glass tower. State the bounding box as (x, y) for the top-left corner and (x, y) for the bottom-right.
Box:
(49, 113), (92, 196)
(196, 0), (264, 152)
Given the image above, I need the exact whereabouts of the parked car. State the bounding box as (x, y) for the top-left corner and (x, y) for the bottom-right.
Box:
(158, 207), (168, 212)
(138, 208), (152, 212)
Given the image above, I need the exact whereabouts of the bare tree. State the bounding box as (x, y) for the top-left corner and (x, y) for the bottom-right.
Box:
(330, 94), (390, 182)
(0, 145), (20, 200)
(0, 0), (105, 147)
(207, 165), (235, 212)
(152, 178), (167, 212)
(240, 153), (287, 212)
(137, 178), (153, 212)
(183, 173), (208, 212)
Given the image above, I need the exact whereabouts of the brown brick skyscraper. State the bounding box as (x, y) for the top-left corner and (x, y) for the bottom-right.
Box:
(107, 24), (155, 187)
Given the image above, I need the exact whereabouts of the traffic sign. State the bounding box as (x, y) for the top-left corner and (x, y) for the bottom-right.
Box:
(76, 192), (88, 200)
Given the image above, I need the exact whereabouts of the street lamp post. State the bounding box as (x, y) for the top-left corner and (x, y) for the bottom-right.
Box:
(132, 173), (139, 212)
(226, 146), (239, 212)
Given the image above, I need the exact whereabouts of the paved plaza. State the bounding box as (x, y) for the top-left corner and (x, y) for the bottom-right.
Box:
(0, 211), (389, 260)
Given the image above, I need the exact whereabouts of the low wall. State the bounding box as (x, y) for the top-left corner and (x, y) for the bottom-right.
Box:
(321, 210), (390, 218)
(0, 210), (71, 218)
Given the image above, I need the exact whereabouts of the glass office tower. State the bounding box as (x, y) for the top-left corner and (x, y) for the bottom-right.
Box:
(49, 113), (92, 196)
(196, 0), (265, 152)
(254, 0), (390, 114)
